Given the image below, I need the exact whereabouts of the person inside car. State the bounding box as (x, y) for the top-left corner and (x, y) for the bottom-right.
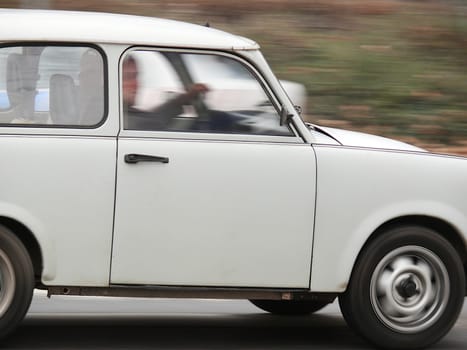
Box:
(122, 55), (209, 130)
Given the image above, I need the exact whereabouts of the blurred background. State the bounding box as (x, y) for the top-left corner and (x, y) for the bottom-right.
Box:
(4, 0), (467, 155)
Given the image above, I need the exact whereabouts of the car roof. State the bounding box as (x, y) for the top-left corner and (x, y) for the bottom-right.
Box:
(0, 9), (259, 50)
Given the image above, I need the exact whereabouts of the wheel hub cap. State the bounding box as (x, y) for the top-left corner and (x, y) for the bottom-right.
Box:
(396, 276), (418, 299)
(370, 246), (449, 333)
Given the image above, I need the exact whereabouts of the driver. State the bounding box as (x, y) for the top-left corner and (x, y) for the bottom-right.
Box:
(122, 55), (209, 130)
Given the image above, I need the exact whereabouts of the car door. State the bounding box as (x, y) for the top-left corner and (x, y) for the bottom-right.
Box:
(110, 49), (316, 288)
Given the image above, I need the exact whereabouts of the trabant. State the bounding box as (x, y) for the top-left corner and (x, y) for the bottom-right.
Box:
(0, 8), (466, 349)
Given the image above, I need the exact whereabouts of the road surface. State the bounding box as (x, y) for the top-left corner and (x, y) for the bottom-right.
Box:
(2, 291), (467, 349)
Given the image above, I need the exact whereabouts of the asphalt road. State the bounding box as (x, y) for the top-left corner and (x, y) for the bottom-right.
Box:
(2, 291), (467, 349)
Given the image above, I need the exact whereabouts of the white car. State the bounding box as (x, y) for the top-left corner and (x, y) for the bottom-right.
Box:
(0, 9), (466, 349)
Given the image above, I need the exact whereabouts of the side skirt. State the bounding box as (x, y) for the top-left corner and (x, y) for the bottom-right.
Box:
(43, 285), (337, 302)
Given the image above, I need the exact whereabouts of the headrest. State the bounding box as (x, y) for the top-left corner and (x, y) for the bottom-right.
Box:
(6, 53), (39, 119)
(49, 74), (78, 124)
(79, 49), (104, 125)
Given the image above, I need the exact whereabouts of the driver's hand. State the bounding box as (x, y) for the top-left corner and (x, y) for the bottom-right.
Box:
(186, 83), (209, 99)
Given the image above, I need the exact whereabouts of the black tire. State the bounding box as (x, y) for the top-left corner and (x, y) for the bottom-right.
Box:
(0, 225), (34, 339)
(339, 226), (465, 349)
(250, 299), (330, 315)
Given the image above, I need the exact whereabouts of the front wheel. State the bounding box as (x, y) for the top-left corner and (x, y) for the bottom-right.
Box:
(0, 225), (34, 339)
(339, 226), (465, 349)
(250, 299), (331, 315)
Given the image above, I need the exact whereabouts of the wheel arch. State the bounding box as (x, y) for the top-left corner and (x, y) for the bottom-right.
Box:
(0, 216), (43, 283)
(353, 215), (467, 294)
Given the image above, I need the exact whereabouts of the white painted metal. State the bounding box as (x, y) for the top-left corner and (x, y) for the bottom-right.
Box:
(317, 126), (425, 151)
(0, 9), (258, 50)
(0, 135), (116, 286)
(111, 139), (316, 288)
(311, 146), (467, 291)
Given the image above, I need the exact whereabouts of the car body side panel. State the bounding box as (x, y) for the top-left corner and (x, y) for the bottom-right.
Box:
(311, 145), (467, 292)
(0, 135), (116, 286)
(111, 139), (316, 288)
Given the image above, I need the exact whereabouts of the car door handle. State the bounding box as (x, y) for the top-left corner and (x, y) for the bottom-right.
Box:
(124, 153), (169, 164)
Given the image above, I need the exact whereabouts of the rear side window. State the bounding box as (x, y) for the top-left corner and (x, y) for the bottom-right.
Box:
(0, 45), (105, 127)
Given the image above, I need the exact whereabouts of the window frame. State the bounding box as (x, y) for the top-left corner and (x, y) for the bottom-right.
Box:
(119, 47), (303, 144)
(0, 42), (109, 129)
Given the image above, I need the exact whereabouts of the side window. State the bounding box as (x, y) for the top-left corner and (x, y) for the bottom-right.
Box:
(122, 50), (293, 136)
(0, 45), (105, 126)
